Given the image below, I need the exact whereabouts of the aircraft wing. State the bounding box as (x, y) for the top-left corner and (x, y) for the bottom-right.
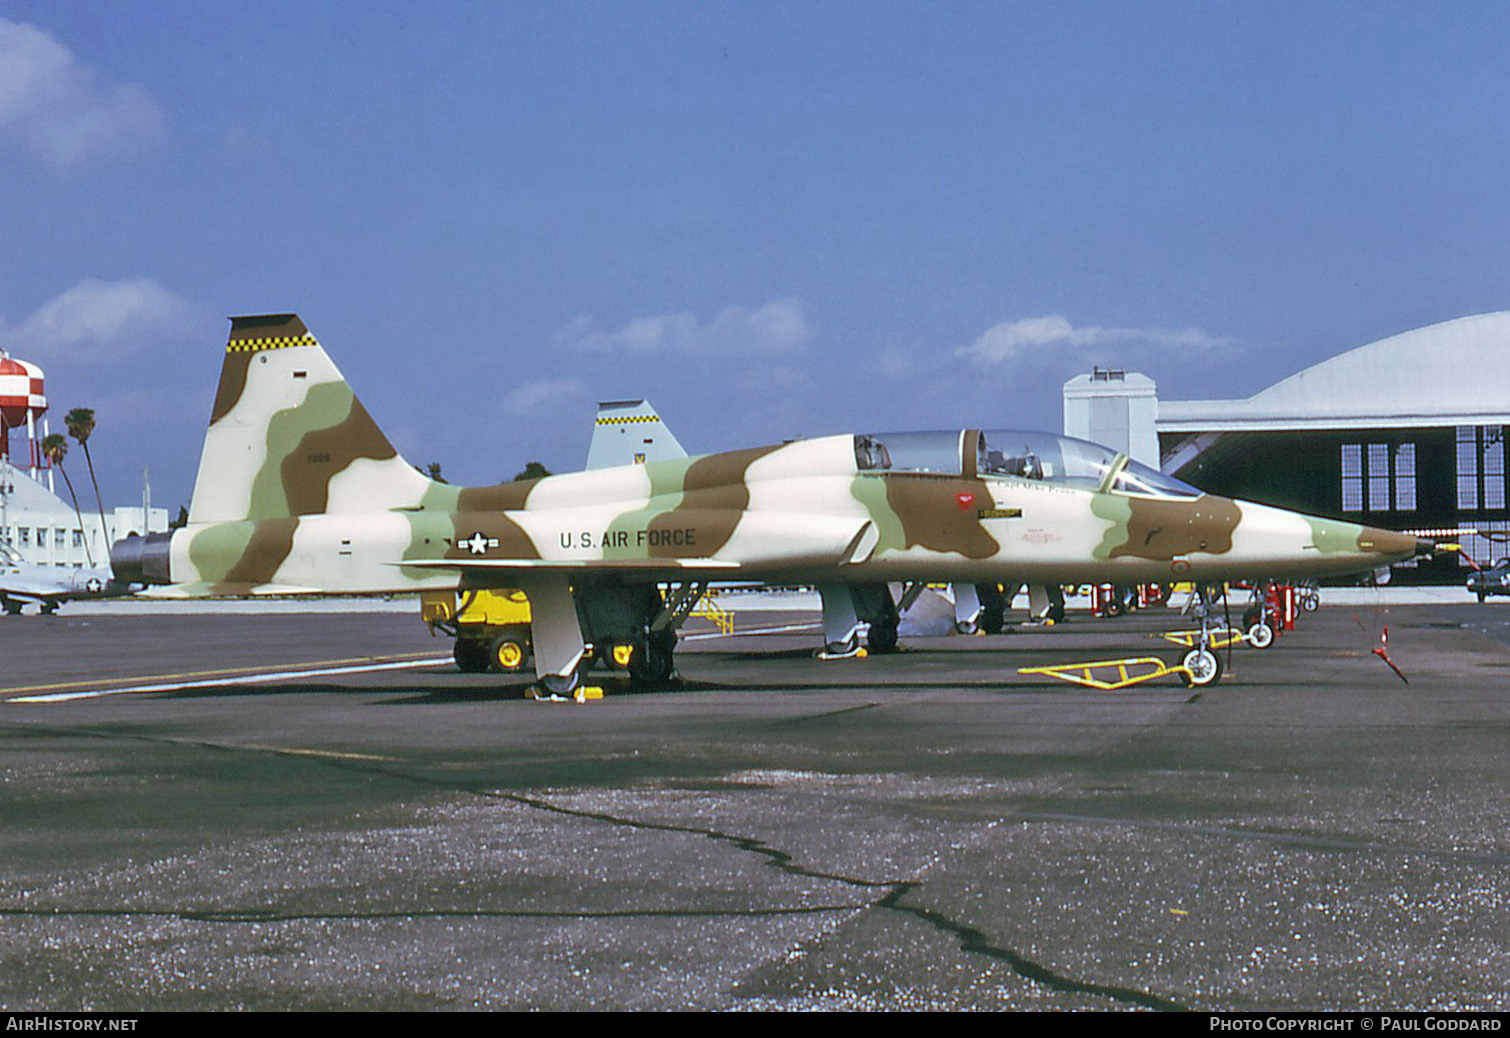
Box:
(138, 581), (333, 599)
(0, 585), (55, 606)
(0, 572), (109, 601)
(396, 518), (878, 576)
(397, 558), (742, 571)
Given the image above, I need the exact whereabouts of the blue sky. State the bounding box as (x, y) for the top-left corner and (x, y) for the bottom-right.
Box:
(3, 1), (1509, 509)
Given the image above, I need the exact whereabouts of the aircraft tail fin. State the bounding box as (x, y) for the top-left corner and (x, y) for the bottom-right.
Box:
(186, 314), (432, 524)
(585, 399), (688, 469)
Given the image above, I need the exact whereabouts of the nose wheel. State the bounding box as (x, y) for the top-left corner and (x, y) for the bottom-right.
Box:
(1179, 646), (1223, 686)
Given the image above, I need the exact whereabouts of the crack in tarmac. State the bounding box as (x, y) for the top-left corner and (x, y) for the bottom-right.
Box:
(0, 718), (1188, 1011)
(0, 905), (862, 924)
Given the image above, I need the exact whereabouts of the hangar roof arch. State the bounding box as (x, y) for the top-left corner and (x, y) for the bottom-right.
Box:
(1159, 311), (1510, 433)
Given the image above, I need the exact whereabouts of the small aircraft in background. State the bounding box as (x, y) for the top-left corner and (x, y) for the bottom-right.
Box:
(0, 456), (127, 615)
(112, 314), (1430, 694)
(0, 538), (122, 615)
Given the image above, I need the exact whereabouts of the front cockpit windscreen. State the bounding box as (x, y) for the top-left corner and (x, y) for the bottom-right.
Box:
(854, 429), (1202, 499)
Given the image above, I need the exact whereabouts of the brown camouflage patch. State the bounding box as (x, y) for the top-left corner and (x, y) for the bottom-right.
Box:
(279, 398), (400, 515)
(456, 481), (535, 512)
(219, 517), (300, 587)
(1110, 495), (1242, 561)
(213, 315), (314, 425)
(445, 513), (541, 560)
(209, 349), (254, 426)
(648, 445), (782, 556)
(884, 475), (999, 559)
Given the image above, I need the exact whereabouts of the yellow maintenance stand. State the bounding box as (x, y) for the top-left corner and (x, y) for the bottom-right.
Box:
(422, 589), (535, 674)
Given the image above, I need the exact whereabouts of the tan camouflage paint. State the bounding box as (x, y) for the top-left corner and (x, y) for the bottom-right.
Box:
(155, 315), (1425, 600)
(852, 473), (1000, 559)
(1090, 493), (1242, 561)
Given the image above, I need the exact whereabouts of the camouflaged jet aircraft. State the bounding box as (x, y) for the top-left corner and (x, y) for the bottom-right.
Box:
(111, 314), (1430, 695)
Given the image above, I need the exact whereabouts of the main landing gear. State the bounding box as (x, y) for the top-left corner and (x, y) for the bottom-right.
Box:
(815, 583), (902, 659)
(522, 581), (698, 699)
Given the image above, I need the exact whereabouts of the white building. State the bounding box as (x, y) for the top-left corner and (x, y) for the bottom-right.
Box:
(0, 463), (168, 570)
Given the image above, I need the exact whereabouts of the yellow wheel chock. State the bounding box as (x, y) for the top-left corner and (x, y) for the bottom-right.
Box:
(1018, 656), (1193, 690)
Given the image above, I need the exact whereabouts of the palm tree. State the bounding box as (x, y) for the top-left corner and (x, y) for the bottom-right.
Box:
(65, 408), (108, 556)
(41, 433), (91, 565)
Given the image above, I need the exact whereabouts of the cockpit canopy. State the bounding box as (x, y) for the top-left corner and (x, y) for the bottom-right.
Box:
(853, 429), (1202, 499)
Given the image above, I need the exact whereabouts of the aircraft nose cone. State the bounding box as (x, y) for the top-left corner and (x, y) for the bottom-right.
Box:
(1356, 526), (1423, 560)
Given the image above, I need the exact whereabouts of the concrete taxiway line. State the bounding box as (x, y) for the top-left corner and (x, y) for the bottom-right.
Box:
(3, 625), (817, 705)
(6, 655), (453, 704)
(0, 653), (451, 698)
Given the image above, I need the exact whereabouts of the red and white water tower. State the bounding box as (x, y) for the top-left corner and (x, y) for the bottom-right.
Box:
(0, 352), (50, 485)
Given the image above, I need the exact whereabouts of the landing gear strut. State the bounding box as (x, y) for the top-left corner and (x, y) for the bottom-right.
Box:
(1180, 588), (1225, 687)
(816, 583), (902, 658)
(627, 626), (678, 687)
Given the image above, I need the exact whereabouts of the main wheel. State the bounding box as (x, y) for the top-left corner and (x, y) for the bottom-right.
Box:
(533, 669), (582, 700)
(1246, 622), (1275, 649)
(1180, 647), (1223, 687)
(867, 620), (900, 653)
(628, 628), (677, 688)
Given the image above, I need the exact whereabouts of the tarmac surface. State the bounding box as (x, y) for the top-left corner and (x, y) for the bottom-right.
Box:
(1, 596), (1508, 1011)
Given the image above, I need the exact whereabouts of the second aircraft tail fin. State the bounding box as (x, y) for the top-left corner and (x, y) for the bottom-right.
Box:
(585, 399), (688, 469)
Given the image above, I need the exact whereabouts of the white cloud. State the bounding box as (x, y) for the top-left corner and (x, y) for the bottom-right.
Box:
(505, 377), (587, 414)
(956, 314), (1231, 367)
(0, 18), (165, 168)
(0, 278), (199, 365)
(554, 296), (816, 356)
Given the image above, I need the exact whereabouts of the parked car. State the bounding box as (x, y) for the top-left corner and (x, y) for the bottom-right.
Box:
(1467, 559), (1510, 602)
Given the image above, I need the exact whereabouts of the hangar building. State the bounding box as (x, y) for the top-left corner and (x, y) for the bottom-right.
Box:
(1064, 312), (1510, 580)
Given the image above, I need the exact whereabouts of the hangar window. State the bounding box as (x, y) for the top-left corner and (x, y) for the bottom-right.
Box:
(1343, 441), (1417, 513)
(1394, 444), (1416, 512)
(1367, 444), (1391, 511)
(1457, 426), (1506, 512)
(1341, 445), (1363, 511)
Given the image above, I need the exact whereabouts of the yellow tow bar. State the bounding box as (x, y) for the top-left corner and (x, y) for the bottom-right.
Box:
(1155, 627), (1247, 649)
(1018, 656), (1194, 690)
